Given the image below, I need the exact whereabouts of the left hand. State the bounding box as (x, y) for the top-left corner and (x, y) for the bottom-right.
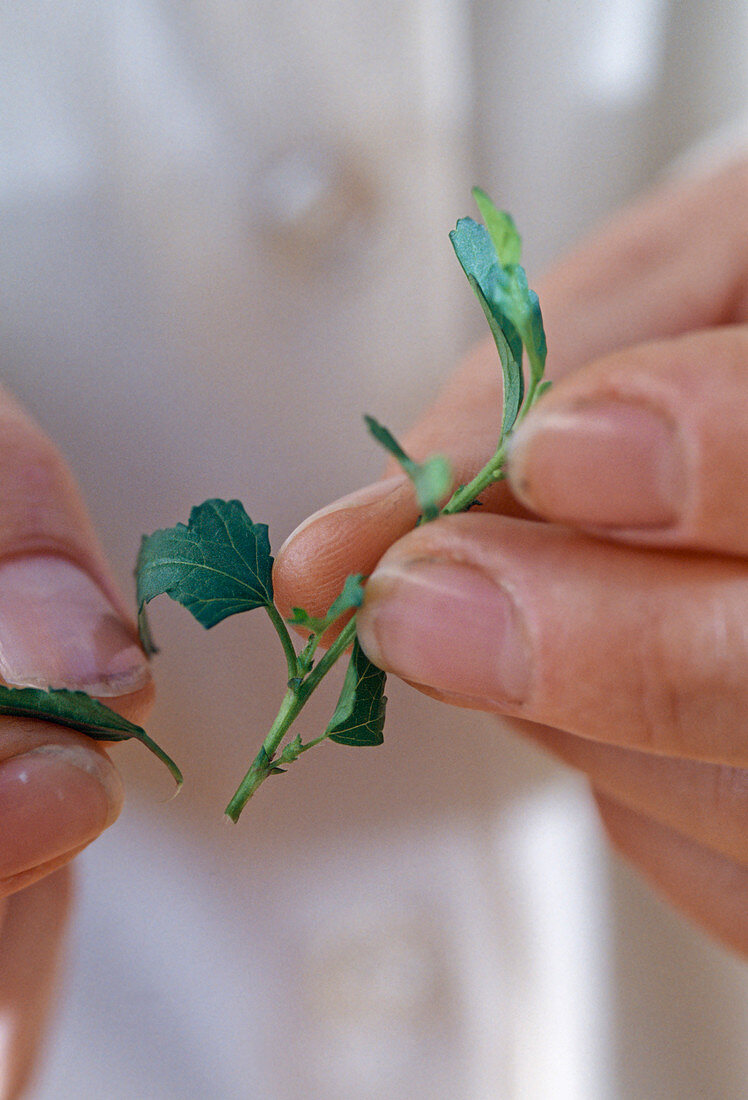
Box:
(274, 158), (748, 956)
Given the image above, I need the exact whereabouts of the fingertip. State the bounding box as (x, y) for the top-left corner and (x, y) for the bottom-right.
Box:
(0, 735), (124, 896)
(272, 475), (417, 620)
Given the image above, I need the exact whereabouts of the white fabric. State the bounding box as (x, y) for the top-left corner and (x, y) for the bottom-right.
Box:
(1, 3), (747, 1097)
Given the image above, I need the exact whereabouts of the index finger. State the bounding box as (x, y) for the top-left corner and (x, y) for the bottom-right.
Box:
(274, 158), (748, 616)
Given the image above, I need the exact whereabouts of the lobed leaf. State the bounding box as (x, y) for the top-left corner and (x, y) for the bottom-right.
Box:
(136, 498), (274, 650)
(0, 684), (182, 786)
(326, 639), (387, 746)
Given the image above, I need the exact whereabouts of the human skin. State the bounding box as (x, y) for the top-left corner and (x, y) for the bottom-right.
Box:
(1, 157), (745, 1098)
(274, 157), (748, 957)
(0, 390), (153, 1098)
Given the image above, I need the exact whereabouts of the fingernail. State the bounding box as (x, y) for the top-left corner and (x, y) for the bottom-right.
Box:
(357, 560), (531, 704)
(279, 475), (410, 553)
(0, 743), (122, 882)
(0, 555), (149, 696)
(508, 400), (686, 528)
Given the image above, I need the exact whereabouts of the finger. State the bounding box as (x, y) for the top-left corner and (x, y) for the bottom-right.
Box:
(515, 720), (748, 868)
(507, 326), (748, 555)
(0, 866), (73, 1099)
(0, 386), (149, 890)
(355, 514), (748, 765)
(595, 793), (748, 957)
(274, 160), (748, 614)
(0, 386), (149, 698)
(403, 158), (748, 464)
(535, 156), (748, 378)
(0, 725), (122, 899)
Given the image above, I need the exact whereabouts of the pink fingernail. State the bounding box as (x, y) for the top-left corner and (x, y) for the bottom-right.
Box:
(357, 560), (531, 704)
(0, 744), (122, 882)
(0, 555), (149, 696)
(508, 400), (686, 528)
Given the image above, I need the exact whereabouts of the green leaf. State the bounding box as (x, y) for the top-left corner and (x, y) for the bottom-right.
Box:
(495, 264), (547, 385)
(288, 573), (365, 635)
(276, 733), (305, 765)
(363, 415), (410, 466)
(364, 416), (451, 521)
(136, 499), (274, 648)
(409, 456), (452, 521)
(0, 684), (182, 787)
(326, 573), (366, 619)
(472, 188), (522, 266)
(449, 218), (524, 434)
(326, 639), (387, 746)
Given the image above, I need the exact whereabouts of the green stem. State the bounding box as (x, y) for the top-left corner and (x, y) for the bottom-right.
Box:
(441, 441), (508, 515)
(301, 618), (357, 696)
(265, 602), (299, 681)
(224, 685), (304, 820)
(224, 616), (358, 821)
(440, 368), (547, 517)
(228, 356), (549, 823)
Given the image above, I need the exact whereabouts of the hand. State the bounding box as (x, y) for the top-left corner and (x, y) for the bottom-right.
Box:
(0, 389), (151, 1097)
(274, 158), (748, 956)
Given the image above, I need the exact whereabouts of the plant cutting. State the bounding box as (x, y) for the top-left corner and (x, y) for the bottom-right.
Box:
(0, 189), (549, 821)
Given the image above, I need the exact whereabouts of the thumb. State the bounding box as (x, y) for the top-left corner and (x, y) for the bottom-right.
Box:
(272, 340), (523, 624)
(0, 386), (150, 897)
(273, 157), (748, 620)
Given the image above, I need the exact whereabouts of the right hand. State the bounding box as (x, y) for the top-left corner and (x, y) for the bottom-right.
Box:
(274, 157), (748, 956)
(0, 387), (152, 1099)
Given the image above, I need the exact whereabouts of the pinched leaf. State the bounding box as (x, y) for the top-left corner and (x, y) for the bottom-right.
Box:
(289, 574), (365, 635)
(364, 416), (451, 521)
(472, 188), (522, 266)
(326, 639), (387, 746)
(326, 573), (366, 620)
(0, 684), (182, 786)
(136, 499), (273, 649)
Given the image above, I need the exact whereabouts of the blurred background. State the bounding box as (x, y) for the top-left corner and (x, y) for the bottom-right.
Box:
(2, 2), (748, 1097)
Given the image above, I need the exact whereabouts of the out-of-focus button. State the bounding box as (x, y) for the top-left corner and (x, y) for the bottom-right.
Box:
(256, 144), (376, 267)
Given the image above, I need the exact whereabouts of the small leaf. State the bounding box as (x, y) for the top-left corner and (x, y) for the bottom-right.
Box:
(364, 416), (451, 521)
(450, 218), (524, 434)
(289, 573), (365, 634)
(326, 639), (387, 746)
(276, 733), (304, 765)
(136, 499), (274, 648)
(326, 573), (366, 619)
(0, 685), (182, 787)
(496, 264), (547, 384)
(364, 415), (411, 465)
(472, 188), (522, 266)
(409, 456), (452, 522)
